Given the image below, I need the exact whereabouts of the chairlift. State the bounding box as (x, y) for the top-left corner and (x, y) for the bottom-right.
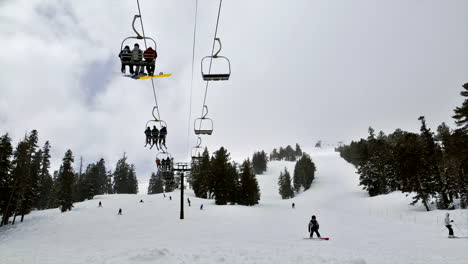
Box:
(201, 38), (231, 81)
(145, 106), (167, 130)
(120, 15), (157, 75)
(156, 151), (173, 172)
(194, 106), (213, 135)
(191, 137), (204, 161)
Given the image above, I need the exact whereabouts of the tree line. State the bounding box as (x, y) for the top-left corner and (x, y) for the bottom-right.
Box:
(278, 153), (317, 199)
(337, 83), (468, 210)
(0, 130), (138, 226)
(270, 143), (303, 161)
(188, 147), (261, 206)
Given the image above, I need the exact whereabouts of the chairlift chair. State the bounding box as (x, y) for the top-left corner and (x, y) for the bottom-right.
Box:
(194, 105), (213, 135)
(120, 15), (157, 72)
(145, 106), (167, 130)
(201, 38), (231, 81)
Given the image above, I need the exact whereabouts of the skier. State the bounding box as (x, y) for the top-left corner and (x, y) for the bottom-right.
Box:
(308, 215), (321, 238)
(131, 43), (143, 76)
(187, 198), (191, 207)
(292, 202), (295, 209)
(140, 199), (144, 203)
(98, 201), (102, 207)
(169, 196), (172, 200)
(118, 208), (122, 215)
(163, 193), (166, 198)
(445, 213), (455, 238)
(159, 126), (167, 149)
(151, 126), (159, 150)
(144, 127), (152, 147)
(200, 204), (203, 210)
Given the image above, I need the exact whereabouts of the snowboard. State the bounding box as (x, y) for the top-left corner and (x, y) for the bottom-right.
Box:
(303, 237), (330, 240)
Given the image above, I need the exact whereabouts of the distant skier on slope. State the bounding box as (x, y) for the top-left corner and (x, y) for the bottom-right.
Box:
(445, 213), (455, 238)
(308, 215), (321, 238)
(98, 201), (102, 207)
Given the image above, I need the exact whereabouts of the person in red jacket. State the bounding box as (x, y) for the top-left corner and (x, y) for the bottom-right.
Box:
(143, 47), (157, 76)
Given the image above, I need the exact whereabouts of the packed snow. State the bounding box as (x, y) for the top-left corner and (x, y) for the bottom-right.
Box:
(1, 148), (467, 264)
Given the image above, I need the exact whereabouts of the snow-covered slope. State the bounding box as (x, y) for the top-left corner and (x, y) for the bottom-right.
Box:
(1, 149), (467, 264)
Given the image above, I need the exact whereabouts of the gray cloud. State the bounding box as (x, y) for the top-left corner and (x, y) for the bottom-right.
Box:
(1, 0), (467, 188)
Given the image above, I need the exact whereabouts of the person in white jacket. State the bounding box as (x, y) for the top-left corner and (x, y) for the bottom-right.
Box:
(445, 213), (455, 238)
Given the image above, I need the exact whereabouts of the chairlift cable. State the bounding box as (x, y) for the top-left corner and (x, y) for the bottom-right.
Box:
(197, 0), (223, 132)
(186, 0), (199, 160)
(136, 0), (162, 121)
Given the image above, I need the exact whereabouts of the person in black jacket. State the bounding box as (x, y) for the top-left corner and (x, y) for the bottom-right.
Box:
(159, 126), (167, 149)
(144, 127), (152, 147)
(119, 45), (133, 74)
(151, 126), (159, 150)
(308, 215), (321, 238)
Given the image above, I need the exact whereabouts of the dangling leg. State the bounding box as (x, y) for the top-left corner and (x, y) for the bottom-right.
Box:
(129, 64), (134, 75)
(121, 63), (125, 74)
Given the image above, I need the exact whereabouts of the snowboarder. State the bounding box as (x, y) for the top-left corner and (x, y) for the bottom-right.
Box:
(118, 208), (122, 215)
(187, 198), (191, 207)
(308, 215), (321, 238)
(151, 126), (159, 150)
(292, 202), (295, 209)
(445, 213), (455, 238)
(144, 127), (152, 147)
(98, 201), (102, 207)
(140, 199), (144, 203)
(200, 204), (203, 210)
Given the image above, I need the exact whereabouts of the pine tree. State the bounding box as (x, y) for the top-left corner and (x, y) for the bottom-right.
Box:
(148, 172), (164, 194)
(211, 147), (232, 205)
(293, 153), (317, 192)
(452, 83), (468, 132)
(113, 153), (130, 194)
(35, 141), (53, 209)
(238, 159), (260, 205)
(252, 150), (268, 175)
(0, 133), (13, 226)
(278, 167), (294, 199)
(192, 147), (211, 198)
(295, 143), (303, 157)
(57, 150), (75, 212)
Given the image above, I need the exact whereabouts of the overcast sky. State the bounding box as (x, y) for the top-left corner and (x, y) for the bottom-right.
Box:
(1, 0), (467, 187)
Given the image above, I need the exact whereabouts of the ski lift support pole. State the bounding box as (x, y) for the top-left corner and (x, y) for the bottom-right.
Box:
(173, 162), (191, 220)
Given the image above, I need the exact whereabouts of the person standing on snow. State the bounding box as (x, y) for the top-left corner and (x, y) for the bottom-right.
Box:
(308, 215), (321, 238)
(445, 213), (455, 238)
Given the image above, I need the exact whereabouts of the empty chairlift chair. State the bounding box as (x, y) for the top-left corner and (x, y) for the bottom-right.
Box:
(201, 38), (231, 81)
(194, 106), (213, 135)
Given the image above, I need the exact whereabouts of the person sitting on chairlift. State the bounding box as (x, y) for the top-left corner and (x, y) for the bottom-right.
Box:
(144, 127), (151, 147)
(161, 159), (167, 170)
(131, 43), (143, 76)
(151, 126), (159, 150)
(119, 45), (133, 74)
(165, 157), (171, 169)
(159, 126), (167, 149)
(156, 158), (161, 168)
(143, 47), (157, 76)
